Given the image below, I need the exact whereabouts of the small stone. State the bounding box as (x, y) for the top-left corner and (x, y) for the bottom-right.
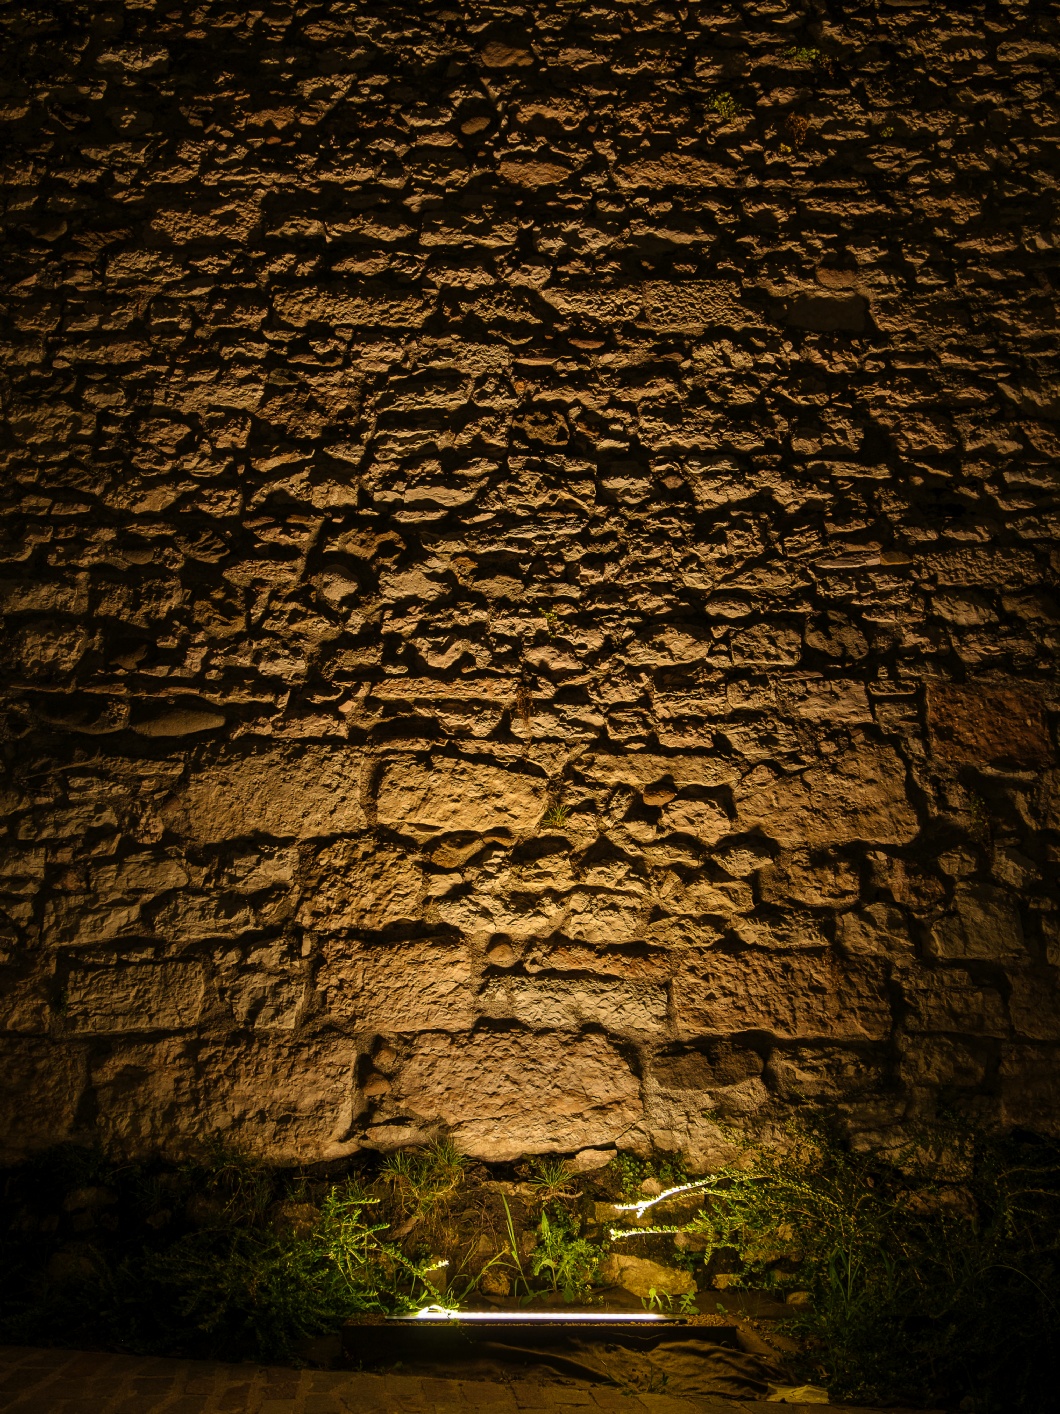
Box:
(599, 1254), (696, 1299)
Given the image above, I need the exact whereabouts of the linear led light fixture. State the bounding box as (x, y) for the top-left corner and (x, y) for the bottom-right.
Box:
(402, 1305), (668, 1322)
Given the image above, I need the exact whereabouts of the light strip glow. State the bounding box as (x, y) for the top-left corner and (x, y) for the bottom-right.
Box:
(402, 1306), (667, 1322)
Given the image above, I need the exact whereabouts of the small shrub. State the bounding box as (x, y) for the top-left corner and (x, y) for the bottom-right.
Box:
(529, 1207), (601, 1302)
(541, 803), (570, 829)
(380, 1140), (468, 1223)
(526, 1157), (576, 1207)
(706, 91), (741, 120)
(783, 45), (823, 65)
(610, 1125), (1060, 1412)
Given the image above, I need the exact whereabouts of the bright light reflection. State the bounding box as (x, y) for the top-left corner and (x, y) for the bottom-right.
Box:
(404, 1306), (667, 1322)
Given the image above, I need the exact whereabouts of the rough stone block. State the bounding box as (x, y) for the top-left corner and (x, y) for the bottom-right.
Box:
(480, 975), (667, 1035)
(643, 280), (744, 332)
(369, 1028), (642, 1161)
(319, 937), (472, 1032)
(927, 681), (1053, 768)
(298, 842), (423, 930)
(165, 746), (366, 843)
(673, 949), (891, 1041)
(926, 884), (1027, 963)
(0, 1040), (85, 1161)
(65, 962), (205, 1033)
(375, 756), (546, 836)
(734, 747), (919, 849)
(196, 1035), (361, 1161)
(897, 968), (1008, 1038)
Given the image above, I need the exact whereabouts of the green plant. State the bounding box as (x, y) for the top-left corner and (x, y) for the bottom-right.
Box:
(541, 803), (570, 829)
(707, 91), (741, 120)
(783, 45), (823, 65)
(529, 1207), (601, 1302)
(539, 605), (560, 635)
(0, 1152), (451, 1364)
(641, 1286), (696, 1315)
(526, 1157), (576, 1206)
(498, 1192), (533, 1300)
(611, 1125), (1060, 1412)
(380, 1140), (468, 1223)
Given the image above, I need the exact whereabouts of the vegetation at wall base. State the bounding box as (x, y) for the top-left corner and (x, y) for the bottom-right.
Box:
(0, 1123), (1057, 1412)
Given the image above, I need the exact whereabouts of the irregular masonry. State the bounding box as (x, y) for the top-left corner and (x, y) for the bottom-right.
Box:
(0, 0), (1058, 1166)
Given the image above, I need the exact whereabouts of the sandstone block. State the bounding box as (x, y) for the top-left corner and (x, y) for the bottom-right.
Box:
(1000, 1044), (1060, 1135)
(497, 158), (572, 188)
(653, 1042), (763, 1091)
(319, 937), (472, 1032)
(897, 967), (1008, 1037)
(779, 289), (868, 333)
(165, 746), (366, 843)
(643, 279), (744, 332)
(0, 1040), (86, 1161)
(298, 841), (423, 930)
(618, 154), (724, 188)
(837, 903), (912, 957)
(757, 849), (860, 907)
(768, 1045), (887, 1100)
(89, 1038), (199, 1155)
(926, 885), (1026, 964)
(927, 681), (1052, 768)
(64, 962), (205, 1033)
(560, 888), (647, 944)
(480, 975), (666, 1035)
(599, 1253), (695, 1298)
(523, 941), (671, 981)
(659, 795), (731, 845)
(375, 756), (546, 836)
(580, 752), (738, 790)
(734, 747), (918, 849)
(274, 287), (430, 329)
(370, 1028), (642, 1161)
(195, 1035), (361, 1161)
(131, 706), (226, 737)
(1006, 968), (1060, 1042)
(673, 949), (891, 1041)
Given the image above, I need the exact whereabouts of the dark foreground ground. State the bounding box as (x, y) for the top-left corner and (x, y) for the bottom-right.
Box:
(0, 1344), (929, 1414)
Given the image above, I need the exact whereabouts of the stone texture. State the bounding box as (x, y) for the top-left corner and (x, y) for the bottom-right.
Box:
(319, 937), (473, 1033)
(0, 0), (1058, 1166)
(166, 747), (366, 843)
(673, 950), (892, 1042)
(375, 757), (547, 836)
(365, 1029), (642, 1161)
(599, 1253), (697, 1299)
(64, 962), (205, 1033)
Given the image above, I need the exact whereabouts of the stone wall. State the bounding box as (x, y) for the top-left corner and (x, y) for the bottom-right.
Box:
(1, 0), (1058, 1167)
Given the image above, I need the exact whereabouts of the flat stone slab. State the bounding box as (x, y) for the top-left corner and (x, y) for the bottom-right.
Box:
(0, 1344), (934, 1413)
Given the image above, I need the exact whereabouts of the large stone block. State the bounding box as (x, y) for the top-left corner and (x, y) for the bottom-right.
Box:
(0, 1040), (86, 1161)
(64, 962), (205, 1033)
(319, 937), (472, 1032)
(927, 682), (1052, 768)
(165, 746), (366, 843)
(926, 885), (1026, 964)
(480, 975), (667, 1035)
(196, 1034), (361, 1161)
(734, 746), (918, 849)
(369, 1028), (642, 1160)
(897, 967), (1008, 1037)
(298, 841), (423, 931)
(89, 1038), (200, 1155)
(643, 280), (744, 332)
(375, 756), (546, 835)
(673, 949), (891, 1041)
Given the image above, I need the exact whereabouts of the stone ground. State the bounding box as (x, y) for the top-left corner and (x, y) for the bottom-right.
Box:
(0, 1346), (911, 1414)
